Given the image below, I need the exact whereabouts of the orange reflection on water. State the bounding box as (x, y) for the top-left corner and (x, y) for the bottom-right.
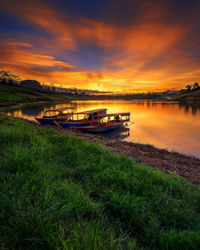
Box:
(4, 101), (200, 157)
(6, 109), (36, 122)
(72, 101), (200, 157)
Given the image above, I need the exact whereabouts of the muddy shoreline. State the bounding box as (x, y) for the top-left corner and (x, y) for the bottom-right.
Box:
(21, 117), (200, 185)
(59, 128), (200, 184)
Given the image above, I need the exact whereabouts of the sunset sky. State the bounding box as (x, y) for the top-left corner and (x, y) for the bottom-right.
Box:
(1, 0), (200, 93)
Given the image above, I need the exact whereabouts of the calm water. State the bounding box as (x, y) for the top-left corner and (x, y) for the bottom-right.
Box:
(1, 100), (200, 158)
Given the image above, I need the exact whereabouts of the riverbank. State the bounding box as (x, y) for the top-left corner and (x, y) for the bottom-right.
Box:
(1, 115), (200, 249)
(56, 127), (200, 185)
(0, 84), (90, 107)
(172, 89), (200, 104)
(0, 84), (180, 108)
(22, 117), (200, 184)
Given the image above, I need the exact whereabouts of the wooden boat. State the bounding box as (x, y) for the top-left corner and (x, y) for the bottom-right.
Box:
(35, 107), (74, 125)
(76, 122), (122, 133)
(54, 108), (107, 128)
(74, 112), (130, 133)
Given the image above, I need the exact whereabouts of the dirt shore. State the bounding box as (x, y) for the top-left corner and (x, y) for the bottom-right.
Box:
(17, 117), (200, 185)
(56, 127), (200, 184)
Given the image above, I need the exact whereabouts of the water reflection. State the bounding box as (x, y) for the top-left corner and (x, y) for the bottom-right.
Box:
(178, 102), (200, 116)
(100, 127), (130, 139)
(1, 101), (200, 157)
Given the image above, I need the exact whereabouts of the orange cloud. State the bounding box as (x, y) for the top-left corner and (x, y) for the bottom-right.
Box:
(0, 39), (74, 70)
(1, 0), (200, 93)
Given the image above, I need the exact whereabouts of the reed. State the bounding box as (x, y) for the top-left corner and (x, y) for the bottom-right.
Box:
(0, 115), (199, 249)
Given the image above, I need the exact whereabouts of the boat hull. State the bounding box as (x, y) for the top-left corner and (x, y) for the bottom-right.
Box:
(36, 118), (67, 125)
(76, 123), (122, 133)
(56, 121), (92, 128)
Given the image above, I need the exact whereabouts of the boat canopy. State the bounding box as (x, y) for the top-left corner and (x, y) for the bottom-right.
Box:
(99, 112), (130, 123)
(56, 107), (74, 112)
(76, 108), (107, 115)
(103, 112), (130, 117)
(39, 107), (74, 118)
(65, 108), (107, 121)
(43, 107), (74, 114)
(45, 107), (74, 112)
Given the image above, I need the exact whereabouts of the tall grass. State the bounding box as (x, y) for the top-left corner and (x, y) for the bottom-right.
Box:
(0, 115), (199, 249)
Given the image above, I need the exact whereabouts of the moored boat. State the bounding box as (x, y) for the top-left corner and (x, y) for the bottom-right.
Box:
(76, 122), (122, 133)
(54, 108), (107, 128)
(35, 107), (74, 125)
(74, 112), (131, 133)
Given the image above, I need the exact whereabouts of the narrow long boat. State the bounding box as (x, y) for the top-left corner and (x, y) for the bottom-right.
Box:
(74, 112), (130, 133)
(35, 107), (74, 125)
(54, 108), (107, 128)
(76, 122), (122, 133)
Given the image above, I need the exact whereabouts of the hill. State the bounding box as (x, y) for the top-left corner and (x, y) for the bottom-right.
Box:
(172, 89), (200, 103)
(0, 84), (85, 107)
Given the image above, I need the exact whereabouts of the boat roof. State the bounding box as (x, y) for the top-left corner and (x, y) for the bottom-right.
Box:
(57, 107), (74, 112)
(76, 108), (107, 115)
(102, 112), (130, 117)
(45, 107), (74, 113)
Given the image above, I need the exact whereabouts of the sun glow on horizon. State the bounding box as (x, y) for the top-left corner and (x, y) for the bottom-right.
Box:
(0, 0), (200, 93)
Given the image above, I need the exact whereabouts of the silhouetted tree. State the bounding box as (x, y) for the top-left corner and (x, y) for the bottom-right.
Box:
(0, 70), (21, 81)
(185, 85), (191, 92)
(50, 83), (56, 91)
(193, 82), (199, 90)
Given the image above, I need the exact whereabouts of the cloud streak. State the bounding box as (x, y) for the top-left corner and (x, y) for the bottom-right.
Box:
(0, 0), (200, 92)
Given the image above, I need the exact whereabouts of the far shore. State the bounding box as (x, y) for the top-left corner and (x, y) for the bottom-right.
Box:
(0, 100), (71, 109)
(0, 98), (180, 109)
(1, 83), (199, 108)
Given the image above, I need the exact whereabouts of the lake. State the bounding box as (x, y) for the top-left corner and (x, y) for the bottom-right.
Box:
(1, 100), (200, 158)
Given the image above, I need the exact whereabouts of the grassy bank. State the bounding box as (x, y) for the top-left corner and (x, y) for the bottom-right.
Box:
(0, 115), (200, 249)
(0, 85), (85, 106)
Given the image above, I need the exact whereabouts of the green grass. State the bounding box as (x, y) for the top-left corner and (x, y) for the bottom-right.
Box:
(0, 85), (82, 106)
(0, 115), (200, 249)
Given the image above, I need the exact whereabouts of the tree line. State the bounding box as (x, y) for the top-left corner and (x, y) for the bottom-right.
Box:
(184, 82), (200, 92)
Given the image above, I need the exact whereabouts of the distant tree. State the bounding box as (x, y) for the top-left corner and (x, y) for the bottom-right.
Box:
(193, 82), (199, 90)
(73, 86), (78, 94)
(50, 83), (56, 91)
(185, 85), (191, 92)
(0, 70), (21, 81)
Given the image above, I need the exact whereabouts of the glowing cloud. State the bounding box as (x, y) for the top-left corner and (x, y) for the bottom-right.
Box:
(0, 0), (200, 92)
